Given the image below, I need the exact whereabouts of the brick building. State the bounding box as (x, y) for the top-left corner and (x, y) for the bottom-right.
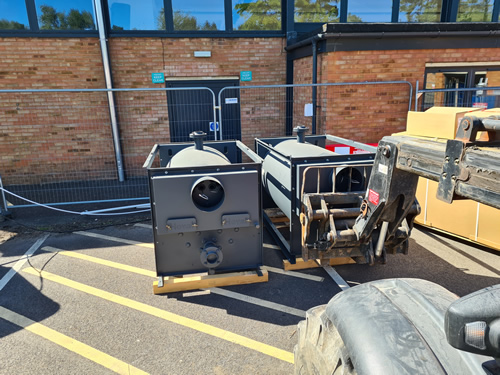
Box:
(1, 0), (500, 188)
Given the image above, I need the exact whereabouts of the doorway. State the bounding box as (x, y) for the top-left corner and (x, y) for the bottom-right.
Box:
(166, 79), (241, 142)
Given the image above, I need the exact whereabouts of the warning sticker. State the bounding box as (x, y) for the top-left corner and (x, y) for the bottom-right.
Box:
(368, 189), (380, 205)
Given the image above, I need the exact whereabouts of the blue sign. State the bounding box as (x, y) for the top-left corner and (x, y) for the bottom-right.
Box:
(209, 122), (219, 131)
(240, 71), (252, 82)
(151, 72), (165, 84)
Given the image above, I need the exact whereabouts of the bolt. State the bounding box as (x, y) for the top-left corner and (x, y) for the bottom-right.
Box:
(407, 158), (412, 167)
(255, 223), (260, 229)
(234, 228), (239, 232)
(165, 171), (168, 175)
(217, 229), (222, 234)
(196, 231), (201, 235)
(445, 156), (450, 162)
(228, 239), (234, 244)
(381, 146), (391, 158)
(451, 175), (456, 181)
(442, 172), (447, 178)
(166, 224), (172, 230)
(463, 119), (471, 131)
(455, 159), (460, 165)
(178, 233), (183, 237)
(185, 242), (191, 248)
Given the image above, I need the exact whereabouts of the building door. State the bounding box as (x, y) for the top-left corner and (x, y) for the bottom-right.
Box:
(166, 79), (241, 142)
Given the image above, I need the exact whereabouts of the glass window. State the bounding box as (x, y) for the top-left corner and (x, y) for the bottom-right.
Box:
(457, 0), (494, 22)
(0, 0), (29, 30)
(347, 0), (392, 22)
(232, 0), (282, 30)
(294, 0), (340, 23)
(35, 0), (96, 30)
(108, 0), (164, 30)
(172, 0), (225, 31)
(398, 0), (442, 22)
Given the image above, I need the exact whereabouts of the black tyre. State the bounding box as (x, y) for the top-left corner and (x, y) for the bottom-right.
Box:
(294, 305), (356, 375)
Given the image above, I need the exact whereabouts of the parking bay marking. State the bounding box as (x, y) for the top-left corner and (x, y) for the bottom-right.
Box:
(22, 267), (294, 364)
(73, 231), (154, 249)
(41, 246), (307, 318)
(0, 233), (49, 292)
(0, 306), (149, 375)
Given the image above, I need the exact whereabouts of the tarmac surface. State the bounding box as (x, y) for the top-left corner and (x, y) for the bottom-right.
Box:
(0, 211), (499, 375)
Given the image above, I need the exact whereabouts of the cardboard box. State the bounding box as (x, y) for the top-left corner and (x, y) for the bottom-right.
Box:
(405, 107), (480, 139)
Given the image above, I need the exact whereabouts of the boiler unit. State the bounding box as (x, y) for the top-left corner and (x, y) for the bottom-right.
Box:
(144, 131), (263, 281)
(256, 126), (410, 265)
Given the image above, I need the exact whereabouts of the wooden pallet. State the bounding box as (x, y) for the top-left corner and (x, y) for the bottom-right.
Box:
(153, 267), (268, 294)
(283, 257), (355, 271)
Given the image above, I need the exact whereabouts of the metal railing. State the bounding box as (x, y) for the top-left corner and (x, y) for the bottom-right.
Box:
(0, 81), (413, 210)
(415, 83), (500, 111)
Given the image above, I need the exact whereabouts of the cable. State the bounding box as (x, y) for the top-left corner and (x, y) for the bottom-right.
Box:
(0, 188), (151, 216)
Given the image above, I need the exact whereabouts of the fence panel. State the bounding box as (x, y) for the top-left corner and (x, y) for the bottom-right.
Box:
(219, 81), (413, 147)
(0, 88), (215, 209)
(416, 86), (500, 111)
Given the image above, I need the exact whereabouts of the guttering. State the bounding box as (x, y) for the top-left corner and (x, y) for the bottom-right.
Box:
(286, 30), (500, 51)
(94, 0), (125, 182)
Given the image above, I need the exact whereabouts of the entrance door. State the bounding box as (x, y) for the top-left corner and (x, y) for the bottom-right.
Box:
(166, 79), (241, 142)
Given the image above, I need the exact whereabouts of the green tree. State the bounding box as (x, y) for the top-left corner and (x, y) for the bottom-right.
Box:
(0, 19), (26, 30)
(39, 5), (95, 30)
(234, 0), (281, 30)
(399, 0), (442, 22)
(157, 8), (218, 30)
(294, 0), (339, 22)
(457, 0), (493, 21)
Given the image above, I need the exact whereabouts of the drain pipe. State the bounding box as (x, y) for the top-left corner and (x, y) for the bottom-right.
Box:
(312, 39), (318, 134)
(94, 0), (125, 182)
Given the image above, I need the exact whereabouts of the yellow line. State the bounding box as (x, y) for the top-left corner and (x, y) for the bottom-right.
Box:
(42, 246), (156, 278)
(22, 268), (294, 364)
(0, 306), (148, 375)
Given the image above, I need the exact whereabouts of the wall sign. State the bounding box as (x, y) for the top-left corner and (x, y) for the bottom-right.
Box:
(151, 73), (165, 84)
(240, 71), (252, 82)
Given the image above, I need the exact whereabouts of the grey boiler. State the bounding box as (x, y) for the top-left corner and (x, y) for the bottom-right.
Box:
(144, 131), (262, 277)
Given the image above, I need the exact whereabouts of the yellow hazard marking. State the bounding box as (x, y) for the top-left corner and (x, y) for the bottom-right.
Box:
(22, 268), (294, 364)
(73, 231), (154, 249)
(0, 306), (148, 375)
(42, 246), (156, 278)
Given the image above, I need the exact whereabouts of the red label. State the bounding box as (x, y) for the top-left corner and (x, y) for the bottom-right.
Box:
(368, 189), (380, 205)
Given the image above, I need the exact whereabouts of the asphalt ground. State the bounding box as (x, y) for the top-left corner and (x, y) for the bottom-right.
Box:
(0, 218), (499, 375)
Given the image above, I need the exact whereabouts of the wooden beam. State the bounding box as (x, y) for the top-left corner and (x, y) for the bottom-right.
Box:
(283, 257), (355, 271)
(153, 268), (268, 294)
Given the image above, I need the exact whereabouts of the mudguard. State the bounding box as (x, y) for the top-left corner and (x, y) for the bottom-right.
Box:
(325, 278), (491, 375)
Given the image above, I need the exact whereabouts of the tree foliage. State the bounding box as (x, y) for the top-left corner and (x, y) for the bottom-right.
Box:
(234, 0), (281, 30)
(457, 0), (493, 21)
(295, 0), (339, 22)
(157, 9), (218, 31)
(0, 19), (26, 30)
(38, 5), (95, 30)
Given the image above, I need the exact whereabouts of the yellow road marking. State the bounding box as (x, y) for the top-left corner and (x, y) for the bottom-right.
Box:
(22, 268), (294, 364)
(0, 306), (148, 375)
(74, 231), (154, 249)
(42, 246), (305, 317)
(41, 246), (156, 278)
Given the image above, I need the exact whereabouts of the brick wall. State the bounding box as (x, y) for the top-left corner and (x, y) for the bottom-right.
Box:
(0, 37), (115, 185)
(109, 37), (287, 155)
(294, 48), (500, 144)
(0, 37), (286, 184)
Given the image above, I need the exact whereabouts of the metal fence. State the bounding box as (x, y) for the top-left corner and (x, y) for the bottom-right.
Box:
(415, 84), (500, 111)
(0, 81), (413, 211)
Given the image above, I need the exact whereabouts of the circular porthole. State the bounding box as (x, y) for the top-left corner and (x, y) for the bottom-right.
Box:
(191, 177), (225, 211)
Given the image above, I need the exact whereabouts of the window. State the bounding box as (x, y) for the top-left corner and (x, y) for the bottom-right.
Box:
(423, 65), (500, 110)
(172, 0), (225, 30)
(398, 0), (442, 22)
(457, 0), (494, 22)
(232, 0), (282, 30)
(294, 0), (340, 23)
(34, 0), (96, 30)
(347, 0), (393, 22)
(0, 1), (29, 30)
(108, 0), (164, 30)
